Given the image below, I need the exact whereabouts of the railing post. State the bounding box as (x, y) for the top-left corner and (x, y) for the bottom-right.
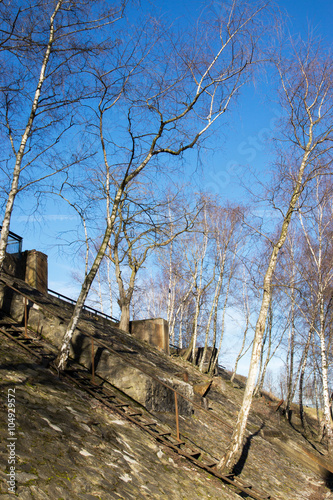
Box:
(24, 297), (27, 337)
(91, 338), (95, 384)
(174, 391), (180, 441)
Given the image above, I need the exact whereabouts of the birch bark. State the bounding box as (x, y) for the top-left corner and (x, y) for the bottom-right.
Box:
(218, 40), (333, 470)
(0, 0), (63, 268)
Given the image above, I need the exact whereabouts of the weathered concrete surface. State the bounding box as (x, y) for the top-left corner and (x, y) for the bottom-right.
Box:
(129, 318), (169, 355)
(1, 253), (26, 281)
(154, 355), (333, 500)
(1, 251), (48, 294)
(1, 329), (333, 500)
(24, 250), (48, 294)
(72, 336), (193, 415)
(1, 273), (333, 500)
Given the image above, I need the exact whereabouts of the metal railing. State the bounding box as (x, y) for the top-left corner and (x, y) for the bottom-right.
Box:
(0, 226), (22, 254)
(1, 276), (232, 439)
(47, 288), (119, 323)
(0, 276), (278, 500)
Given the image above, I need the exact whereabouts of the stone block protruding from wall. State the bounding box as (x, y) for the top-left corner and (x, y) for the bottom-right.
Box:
(70, 333), (193, 416)
(1, 282), (192, 416)
(25, 250), (48, 295)
(1, 249), (48, 295)
(172, 346), (218, 374)
(130, 318), (169, 355)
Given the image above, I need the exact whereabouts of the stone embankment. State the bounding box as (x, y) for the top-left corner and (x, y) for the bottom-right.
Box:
(0, 274), (333, 499)
(0, 335), (238, 499)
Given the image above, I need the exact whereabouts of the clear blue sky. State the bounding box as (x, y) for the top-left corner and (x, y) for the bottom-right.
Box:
(5, 0), (332, 381)
(9, 0), (333, 302)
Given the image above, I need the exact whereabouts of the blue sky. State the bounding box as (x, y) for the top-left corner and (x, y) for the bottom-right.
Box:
(6, 0), (333, 379)
(9, 0), (333, 289)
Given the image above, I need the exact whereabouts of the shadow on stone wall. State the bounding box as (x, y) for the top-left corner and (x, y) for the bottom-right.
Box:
(1, 278), (193, 416)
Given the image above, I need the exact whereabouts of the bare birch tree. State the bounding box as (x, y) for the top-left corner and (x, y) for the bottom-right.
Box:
(231, 266), (253, 383)
(280, 230), (300, 417)
(57, 0), (269, 370)
(199, 203), (244, 372)
(298, 177), (333, 451)
(0, 0), (125, 267)
(107, 185), (197, 332)
(254, 298), (285, 396)
(218, 37), (333, 471)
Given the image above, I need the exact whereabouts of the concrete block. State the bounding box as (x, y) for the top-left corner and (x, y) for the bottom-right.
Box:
(130, 318), (169, 354)
(70, 335), (193, 415)
(177, 346), (217, 373)
(25, 250), (48, 294)
(1, 283), (192, 416)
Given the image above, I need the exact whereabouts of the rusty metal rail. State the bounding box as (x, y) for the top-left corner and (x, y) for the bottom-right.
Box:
(0, 275), (234, 435)
(0, 313), (275, 500)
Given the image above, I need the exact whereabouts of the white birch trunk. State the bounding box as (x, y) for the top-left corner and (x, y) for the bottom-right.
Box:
(199, 247), (226, 372)
(0, 0), (63, 268)
(318, 294), (333, 453)
(299, 180), (333, 451)
(286, 283), (295, 415)
(218, 147), (311, 471)
(210, 245), (237, 375)
(231, 275), (250, 383)
(191, 233), (208, 362)
(178, 304), (184, 348)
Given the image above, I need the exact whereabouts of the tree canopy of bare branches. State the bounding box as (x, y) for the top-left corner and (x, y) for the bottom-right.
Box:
(56, 0), (269, 370)
(218, 35), (333, 471)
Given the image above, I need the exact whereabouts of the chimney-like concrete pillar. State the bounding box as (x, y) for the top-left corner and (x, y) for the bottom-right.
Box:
(129, 318), (169, 354)
(25, 250), (48, 294)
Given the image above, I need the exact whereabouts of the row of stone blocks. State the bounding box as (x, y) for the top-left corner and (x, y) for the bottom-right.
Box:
(0, 281), (193, 416)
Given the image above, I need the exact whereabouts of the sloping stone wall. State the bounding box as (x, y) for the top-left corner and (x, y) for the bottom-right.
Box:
(70, 330), (193, 415)
(0, 335), (235, 500)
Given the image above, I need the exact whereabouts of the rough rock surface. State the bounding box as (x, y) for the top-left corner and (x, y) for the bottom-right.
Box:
(1, 275), (333, 499)
(0, 336), (239, 500)
(0, 276), (194, 416)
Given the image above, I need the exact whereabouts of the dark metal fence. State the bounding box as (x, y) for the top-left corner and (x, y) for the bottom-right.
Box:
(47, 288), (119, 323)
(0, 226), (23, 254)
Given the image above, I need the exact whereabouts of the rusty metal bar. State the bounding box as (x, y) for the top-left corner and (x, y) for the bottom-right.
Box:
(24, 297), (27, 337)
(91, 338), (95, 384)
(174, 391), (180, 441)
(0, 277), (233, 432)
(53, 366), (276, 500)
(0, 326), (45, 362)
